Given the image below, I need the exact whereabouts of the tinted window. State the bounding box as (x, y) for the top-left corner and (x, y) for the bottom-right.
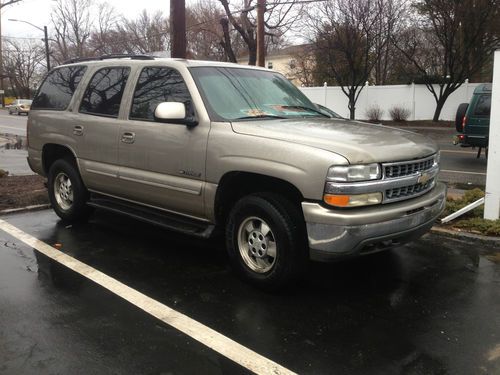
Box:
(31, 66), (87, 110)
(130, 67), (192, 121)
(80, 67), (130, 117)
(474, 95), (491, 117)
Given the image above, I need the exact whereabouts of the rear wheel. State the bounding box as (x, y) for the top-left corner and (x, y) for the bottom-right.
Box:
(48, 159), (92, 222)
(225, 193), (308, 290)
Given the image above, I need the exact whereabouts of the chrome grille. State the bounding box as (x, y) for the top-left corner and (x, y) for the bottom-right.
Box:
(385, 179), (435, 201)
(384, 155), (435, 179)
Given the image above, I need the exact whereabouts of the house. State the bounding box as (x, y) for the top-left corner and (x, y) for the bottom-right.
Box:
(237, 44), (314, 86)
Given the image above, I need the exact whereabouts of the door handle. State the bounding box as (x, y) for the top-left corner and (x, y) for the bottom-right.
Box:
(73, 125), (84, 136)
(121, 132), (136, 144)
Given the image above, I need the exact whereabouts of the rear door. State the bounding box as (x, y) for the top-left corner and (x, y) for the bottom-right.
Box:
(75, 66), (131, 194)
(116, 66), (208, 218)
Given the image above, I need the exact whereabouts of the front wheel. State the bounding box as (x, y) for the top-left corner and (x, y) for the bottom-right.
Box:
(48, 159), (92, 222)
(225, 193), (308, 290)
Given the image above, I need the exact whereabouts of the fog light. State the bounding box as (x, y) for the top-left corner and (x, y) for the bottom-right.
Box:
(324, 192), (382, 207)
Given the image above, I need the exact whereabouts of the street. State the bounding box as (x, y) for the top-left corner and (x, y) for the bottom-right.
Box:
(405, 126), (488, 187)
(0, 111), (28, 137)
(0, 209), (499, 374)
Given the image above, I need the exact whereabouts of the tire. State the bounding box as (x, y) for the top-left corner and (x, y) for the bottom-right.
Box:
(48, 159), (92, 222)
(455, 103), (469, 132)
(225, 193), (308, 290)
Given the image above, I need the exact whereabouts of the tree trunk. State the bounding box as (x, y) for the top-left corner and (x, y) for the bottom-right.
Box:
(432, 95), (448, 122)
(348, 91), (356, 120)
(220, 18), (237, 63)
(248, 47), (257, 66)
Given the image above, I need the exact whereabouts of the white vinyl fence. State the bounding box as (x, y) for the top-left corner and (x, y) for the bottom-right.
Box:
(300, 81), (485, 121)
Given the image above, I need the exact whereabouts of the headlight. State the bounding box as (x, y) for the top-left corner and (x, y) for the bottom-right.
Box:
(327, 163), (381, 182)
(434, 151), (440, 165)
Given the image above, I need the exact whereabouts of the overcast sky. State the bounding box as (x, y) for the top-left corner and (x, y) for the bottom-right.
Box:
(2, 0), (172, 38)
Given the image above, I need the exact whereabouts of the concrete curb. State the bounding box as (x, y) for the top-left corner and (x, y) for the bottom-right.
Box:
(431, 226), (500, 245)
(0, 204), (51, 216)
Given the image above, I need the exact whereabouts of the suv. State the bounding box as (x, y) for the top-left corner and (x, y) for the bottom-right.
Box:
(454, 83), (491, 153)
(27, 56), (446, 289)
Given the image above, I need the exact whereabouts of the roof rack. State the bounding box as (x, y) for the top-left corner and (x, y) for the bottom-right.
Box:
(63, 54), (156, 65)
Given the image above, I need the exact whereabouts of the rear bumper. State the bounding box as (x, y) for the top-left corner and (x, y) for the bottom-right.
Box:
(453, 134), (488, 148)
(27, 147), (44, 176)
(302, 183), (446, 261)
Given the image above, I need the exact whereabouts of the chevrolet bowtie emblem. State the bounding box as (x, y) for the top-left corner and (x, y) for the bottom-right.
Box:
(417, 172), (431, 184)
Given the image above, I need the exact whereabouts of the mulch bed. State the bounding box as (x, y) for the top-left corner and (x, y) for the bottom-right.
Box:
(0, 175), (49, 211)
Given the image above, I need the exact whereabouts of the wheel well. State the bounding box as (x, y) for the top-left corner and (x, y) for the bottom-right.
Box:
(42, 144), (76, 174)
(214, 172), (304, 225)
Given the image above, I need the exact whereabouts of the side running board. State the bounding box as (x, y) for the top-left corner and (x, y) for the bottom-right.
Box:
(88, 193), (215, 238)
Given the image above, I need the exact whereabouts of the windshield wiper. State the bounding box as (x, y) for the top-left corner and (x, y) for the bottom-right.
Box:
(279, 105), (330, 117)
(234, 114), (287, 120)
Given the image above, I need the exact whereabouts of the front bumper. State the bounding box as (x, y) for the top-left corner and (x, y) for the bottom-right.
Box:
(302, 182), (446, 261)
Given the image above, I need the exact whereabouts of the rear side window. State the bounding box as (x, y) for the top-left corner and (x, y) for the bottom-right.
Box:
(80, 67), (130, 118)
(31, 66), (87, 110)
(474, 95), (491, 117)
(130, 67), (192, 121)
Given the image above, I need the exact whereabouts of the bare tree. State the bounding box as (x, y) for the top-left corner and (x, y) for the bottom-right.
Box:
(50, 0), (94, 63)
(394, 0), (500, 121)
(88, 2), (122, 55)
(3, 38), (45, 98)
(372, 0), (408, 84)
(115, 10), (169, 54)
(312, 0), (387, 119)
(218, 0), (303, 65)
(186, 1), (227, 60)
(0, 0), (23, 8)
(287, 44), (316, 86)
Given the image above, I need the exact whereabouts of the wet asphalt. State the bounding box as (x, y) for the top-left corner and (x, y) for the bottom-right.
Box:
(0, 209), (499, 375)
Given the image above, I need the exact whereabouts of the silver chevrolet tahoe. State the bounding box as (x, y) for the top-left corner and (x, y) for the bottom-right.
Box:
(27, 55), (446, 289)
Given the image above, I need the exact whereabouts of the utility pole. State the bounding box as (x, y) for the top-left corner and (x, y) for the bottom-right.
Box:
(44, 26), (50, 71)
(256, 0), (265, 67)
(170, 0), (186, 58)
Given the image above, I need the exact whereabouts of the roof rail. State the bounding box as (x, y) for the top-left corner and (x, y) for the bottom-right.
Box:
(63, 54), (156, 65)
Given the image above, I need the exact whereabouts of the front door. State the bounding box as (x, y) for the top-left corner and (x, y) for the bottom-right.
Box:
(116, 66), (209, 219)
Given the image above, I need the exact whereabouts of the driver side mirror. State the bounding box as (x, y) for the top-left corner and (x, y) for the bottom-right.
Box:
(154, 102), (198, 127)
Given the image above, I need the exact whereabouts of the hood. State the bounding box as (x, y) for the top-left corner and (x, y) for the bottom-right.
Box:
(231, 118), (438, 164)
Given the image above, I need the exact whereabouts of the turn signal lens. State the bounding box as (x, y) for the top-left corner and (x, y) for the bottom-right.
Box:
(324, 192), (382, 207)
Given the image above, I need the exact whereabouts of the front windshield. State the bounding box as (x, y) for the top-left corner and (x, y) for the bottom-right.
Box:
(190, 66), (323, 121)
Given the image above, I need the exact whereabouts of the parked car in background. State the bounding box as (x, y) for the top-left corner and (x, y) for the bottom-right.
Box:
(8, 99), (33, 115)
(454, 83), (491, 153)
